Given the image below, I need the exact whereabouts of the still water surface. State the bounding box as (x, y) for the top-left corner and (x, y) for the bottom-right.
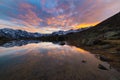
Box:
(0, 41), (120, 80)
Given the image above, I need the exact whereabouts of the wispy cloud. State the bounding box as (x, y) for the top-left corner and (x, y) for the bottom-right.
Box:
(0, 0), (120, 33)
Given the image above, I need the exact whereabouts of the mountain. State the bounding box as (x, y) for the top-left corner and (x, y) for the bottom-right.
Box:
(0, 28), (42, 40)
(65, 12), (120, 46)
(51, 28), (90, 36)
(0, 27), (88, 41)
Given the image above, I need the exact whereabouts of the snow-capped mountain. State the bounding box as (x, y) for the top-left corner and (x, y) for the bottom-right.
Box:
(0, 27), (90, 40)
(0, 28), (42, 40)
(51, 28), (90, 36)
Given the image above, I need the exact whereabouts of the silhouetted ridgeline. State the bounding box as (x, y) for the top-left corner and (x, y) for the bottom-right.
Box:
(65, 12), (120, 46)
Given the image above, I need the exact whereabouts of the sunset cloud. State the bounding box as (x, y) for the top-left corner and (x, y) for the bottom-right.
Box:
(18, 3), (43, 27)
(0, 0), (120, 33)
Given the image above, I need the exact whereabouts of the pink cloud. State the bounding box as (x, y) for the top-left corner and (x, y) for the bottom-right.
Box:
(18, 3), (43, 27)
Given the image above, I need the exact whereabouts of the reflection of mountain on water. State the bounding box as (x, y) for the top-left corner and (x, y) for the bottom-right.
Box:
(0, 40), (67, 48)
(0, 40), (40, 47)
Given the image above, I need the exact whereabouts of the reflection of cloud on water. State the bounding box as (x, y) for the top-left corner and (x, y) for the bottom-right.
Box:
(0, 41), (89, 59)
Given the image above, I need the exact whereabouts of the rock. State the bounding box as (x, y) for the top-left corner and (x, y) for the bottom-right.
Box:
(59, 41), (65, 45)
(82, 60), (87, 63)
(98, 64), (108, 70)
(99, 55), (113, 62)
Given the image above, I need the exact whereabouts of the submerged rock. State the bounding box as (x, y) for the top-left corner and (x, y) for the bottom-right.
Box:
(98, 64), (108, 70)
(82, 60), (87, 63)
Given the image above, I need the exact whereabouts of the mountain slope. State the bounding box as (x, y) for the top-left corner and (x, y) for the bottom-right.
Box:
(66, 12), (120, 45)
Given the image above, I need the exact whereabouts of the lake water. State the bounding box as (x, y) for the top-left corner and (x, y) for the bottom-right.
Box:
(0, 41), (120, 80)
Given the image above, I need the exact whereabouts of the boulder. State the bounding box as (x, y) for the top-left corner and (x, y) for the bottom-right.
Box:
(82, 60), (87, 63)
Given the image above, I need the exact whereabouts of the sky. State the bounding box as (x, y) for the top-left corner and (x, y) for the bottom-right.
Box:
(0, 0), (120, 33)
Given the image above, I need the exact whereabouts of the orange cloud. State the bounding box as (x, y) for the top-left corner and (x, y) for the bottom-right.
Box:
(19, 3), (43, 27)
(47, 14), (73, 28)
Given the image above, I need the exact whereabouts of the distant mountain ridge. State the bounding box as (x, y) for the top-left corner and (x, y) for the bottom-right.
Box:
(0, 28), (42, 40)
(0, 27), (89, 41)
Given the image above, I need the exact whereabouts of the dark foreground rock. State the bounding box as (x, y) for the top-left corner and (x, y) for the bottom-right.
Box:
(99, 55), (113, 62)
(98, 64), (108, 70)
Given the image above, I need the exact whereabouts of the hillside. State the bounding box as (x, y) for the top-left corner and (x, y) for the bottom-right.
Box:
(66, 12), (120, 45)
